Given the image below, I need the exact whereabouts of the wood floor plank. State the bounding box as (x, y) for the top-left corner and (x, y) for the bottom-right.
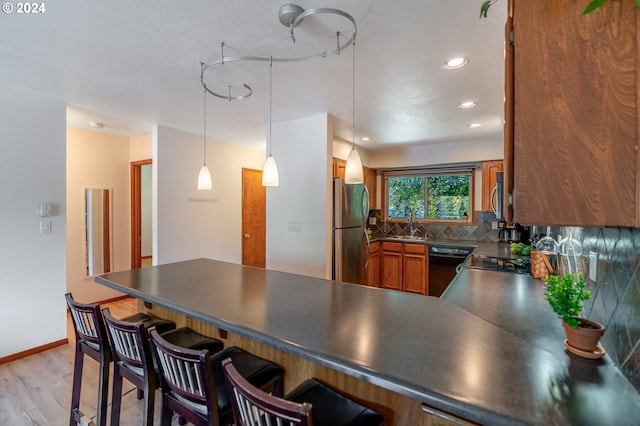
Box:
(0, 297), (173, 425)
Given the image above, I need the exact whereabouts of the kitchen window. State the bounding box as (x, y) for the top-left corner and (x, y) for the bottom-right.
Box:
(382, 166), (475, 224)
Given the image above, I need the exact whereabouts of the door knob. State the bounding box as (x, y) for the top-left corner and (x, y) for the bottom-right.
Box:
(244, 234), (250, 239)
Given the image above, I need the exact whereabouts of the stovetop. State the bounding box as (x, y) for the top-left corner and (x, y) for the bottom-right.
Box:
(465, 255), (531, 274)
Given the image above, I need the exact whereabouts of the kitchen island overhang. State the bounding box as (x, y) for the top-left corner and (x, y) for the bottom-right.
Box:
(96, 258), (640, 426)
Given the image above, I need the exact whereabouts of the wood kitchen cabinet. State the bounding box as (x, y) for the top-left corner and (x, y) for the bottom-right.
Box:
(332, 158), (346, 179)
(333, 158), (377, 210)
(506, 0), (639, 227)
(363, 166), (377, 209)
(380, 241), (428, 295)
(481, 160), (503, 212)
(403, 243), (428, 295)
(380, 242), (403, 291)
(366, 241), (380, 287)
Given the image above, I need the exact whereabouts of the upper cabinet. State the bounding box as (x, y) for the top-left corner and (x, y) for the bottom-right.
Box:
(481, 160), (503, 212)
(332, 158), (377, 210)
(506, 0), (640, 227)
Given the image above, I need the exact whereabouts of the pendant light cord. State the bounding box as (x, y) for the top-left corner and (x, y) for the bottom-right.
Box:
(203, 87), (207, 165)
(269, 57), (273, 157)
(352, 38), (356, 149)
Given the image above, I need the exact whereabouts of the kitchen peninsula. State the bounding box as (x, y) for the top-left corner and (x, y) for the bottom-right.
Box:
(96, 258), (640, 425)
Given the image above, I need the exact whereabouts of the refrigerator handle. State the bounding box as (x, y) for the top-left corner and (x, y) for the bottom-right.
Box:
(362, 184), (370, 220)
(363, 226), (370, 270)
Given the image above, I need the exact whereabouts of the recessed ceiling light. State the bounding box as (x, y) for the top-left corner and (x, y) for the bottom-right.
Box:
(90, 122), (104, 129)
(466, 123), (483, 128)
(361, 137), (371, 141)
(442, 57), (468, 70)
(457, 101), (477, 109)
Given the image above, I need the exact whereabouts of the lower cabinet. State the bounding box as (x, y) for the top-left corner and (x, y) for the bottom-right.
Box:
(366, 241), (380, 287)
(381, 242), (403, 291)
(379, 241), (428, 295)
(403, 244), (428, 295)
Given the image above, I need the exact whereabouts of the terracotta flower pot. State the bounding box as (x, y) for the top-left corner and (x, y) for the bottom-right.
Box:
(562, 318), (605, 352)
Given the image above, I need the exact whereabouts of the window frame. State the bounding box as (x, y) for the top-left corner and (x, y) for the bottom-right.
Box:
(381, 165), (476, 225)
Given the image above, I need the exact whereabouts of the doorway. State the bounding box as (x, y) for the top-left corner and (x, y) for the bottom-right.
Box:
(242, 168), (266, 268)
(131, 159), (152, 268)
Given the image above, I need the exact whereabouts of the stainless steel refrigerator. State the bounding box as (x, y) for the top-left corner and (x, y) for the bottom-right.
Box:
(332, 178), (369, 284)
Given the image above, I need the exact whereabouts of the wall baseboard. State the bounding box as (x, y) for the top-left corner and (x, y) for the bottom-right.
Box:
(0, 338), (68, 365)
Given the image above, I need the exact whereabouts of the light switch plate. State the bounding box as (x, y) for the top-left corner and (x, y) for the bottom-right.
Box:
(40, 220), (52, 233)
(39, 203), (53, 217)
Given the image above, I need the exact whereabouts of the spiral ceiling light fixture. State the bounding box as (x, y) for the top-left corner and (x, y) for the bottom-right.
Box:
(199, 5), (357, 100)
(197, 4), (360, 187)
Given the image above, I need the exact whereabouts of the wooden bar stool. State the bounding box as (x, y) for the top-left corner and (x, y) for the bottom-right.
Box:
(65, 293), (176, 426)
(222, 358), (384, 426)
(149, 329), (284, 426)
(102, 307), (224, 426)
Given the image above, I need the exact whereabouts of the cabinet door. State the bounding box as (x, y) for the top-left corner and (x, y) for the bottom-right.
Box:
(366, 241), (380, 287)
(510, 0), (638, 226)
(333, 159), (346, 179)
(481, 160), (503, 212)
(363, 167), (377, 209)
(381, 242), (402, 291)
(403, 244), (427, 295)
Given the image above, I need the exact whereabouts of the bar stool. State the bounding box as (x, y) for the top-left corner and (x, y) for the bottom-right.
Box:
(222, 358), (384, 426)
(65, 293), (175, 426)
(149, 329), (284, 426)
(102, 307), (224, 426)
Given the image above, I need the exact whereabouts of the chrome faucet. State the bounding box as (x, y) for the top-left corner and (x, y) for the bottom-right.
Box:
(407, 210), (419, 237)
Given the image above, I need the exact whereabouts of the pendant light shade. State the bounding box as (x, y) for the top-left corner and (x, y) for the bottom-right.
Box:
(198, 165), (212, 190)
(345, 38), (363, 184)
(262, 155), (279, 186)
(198, 85), (213, 190)
(345, 146), (364, 184)
(263, 58), (280, 187)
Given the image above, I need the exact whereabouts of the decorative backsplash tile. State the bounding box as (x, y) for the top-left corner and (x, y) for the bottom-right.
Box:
(368, 210), (500, 241)
(565, 226), (640, 394)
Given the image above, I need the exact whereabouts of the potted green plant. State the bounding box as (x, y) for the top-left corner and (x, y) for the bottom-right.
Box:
(543, 273), (605, 356)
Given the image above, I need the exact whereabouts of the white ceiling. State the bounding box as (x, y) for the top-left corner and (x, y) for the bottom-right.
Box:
(0, 0), (507, 151)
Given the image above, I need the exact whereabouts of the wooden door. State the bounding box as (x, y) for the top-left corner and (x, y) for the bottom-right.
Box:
(242, 168), (266, 268)
(363, 167), (377, 209)
(380, 242), (402, 291)
(131, 159), (151, 269)
(403, 244), (427, 295)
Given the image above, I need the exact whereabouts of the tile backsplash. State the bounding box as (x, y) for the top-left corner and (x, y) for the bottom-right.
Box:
(368, 210), (500, 241)
(564, 226), (640, 394)
(370, 213), (640, 393)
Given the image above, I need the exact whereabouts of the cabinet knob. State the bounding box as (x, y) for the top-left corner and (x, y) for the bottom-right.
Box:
(244, 234), (250, 239)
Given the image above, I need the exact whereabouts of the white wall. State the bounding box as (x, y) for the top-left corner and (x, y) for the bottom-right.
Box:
(0, 90), (67, 358)
(153, 125), (264, 265)
(266, 114), (332, 279)
(66, 127), (131, 302)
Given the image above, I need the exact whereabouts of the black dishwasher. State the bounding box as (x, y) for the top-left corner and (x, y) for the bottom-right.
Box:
(428, 245), (473, 297)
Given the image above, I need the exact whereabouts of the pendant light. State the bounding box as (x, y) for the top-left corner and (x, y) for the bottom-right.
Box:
(198, 86), (212, 190)
(262, 57), (279, 187)
(344, 38), (363, 184)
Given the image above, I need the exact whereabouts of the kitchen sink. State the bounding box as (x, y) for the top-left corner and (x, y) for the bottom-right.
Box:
(385, 235), (428, 241)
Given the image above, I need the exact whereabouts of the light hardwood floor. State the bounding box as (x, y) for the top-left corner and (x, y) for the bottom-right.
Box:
(0, 297), (177, 425)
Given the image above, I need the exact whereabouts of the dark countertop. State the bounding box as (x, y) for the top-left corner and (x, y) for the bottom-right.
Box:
(371, 237), (515, 258)
(96, 258), (640, 425)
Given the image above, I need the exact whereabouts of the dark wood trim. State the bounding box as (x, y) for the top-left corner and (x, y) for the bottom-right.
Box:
(131, 159), (152, 269)
(0, 339), (68, 365)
